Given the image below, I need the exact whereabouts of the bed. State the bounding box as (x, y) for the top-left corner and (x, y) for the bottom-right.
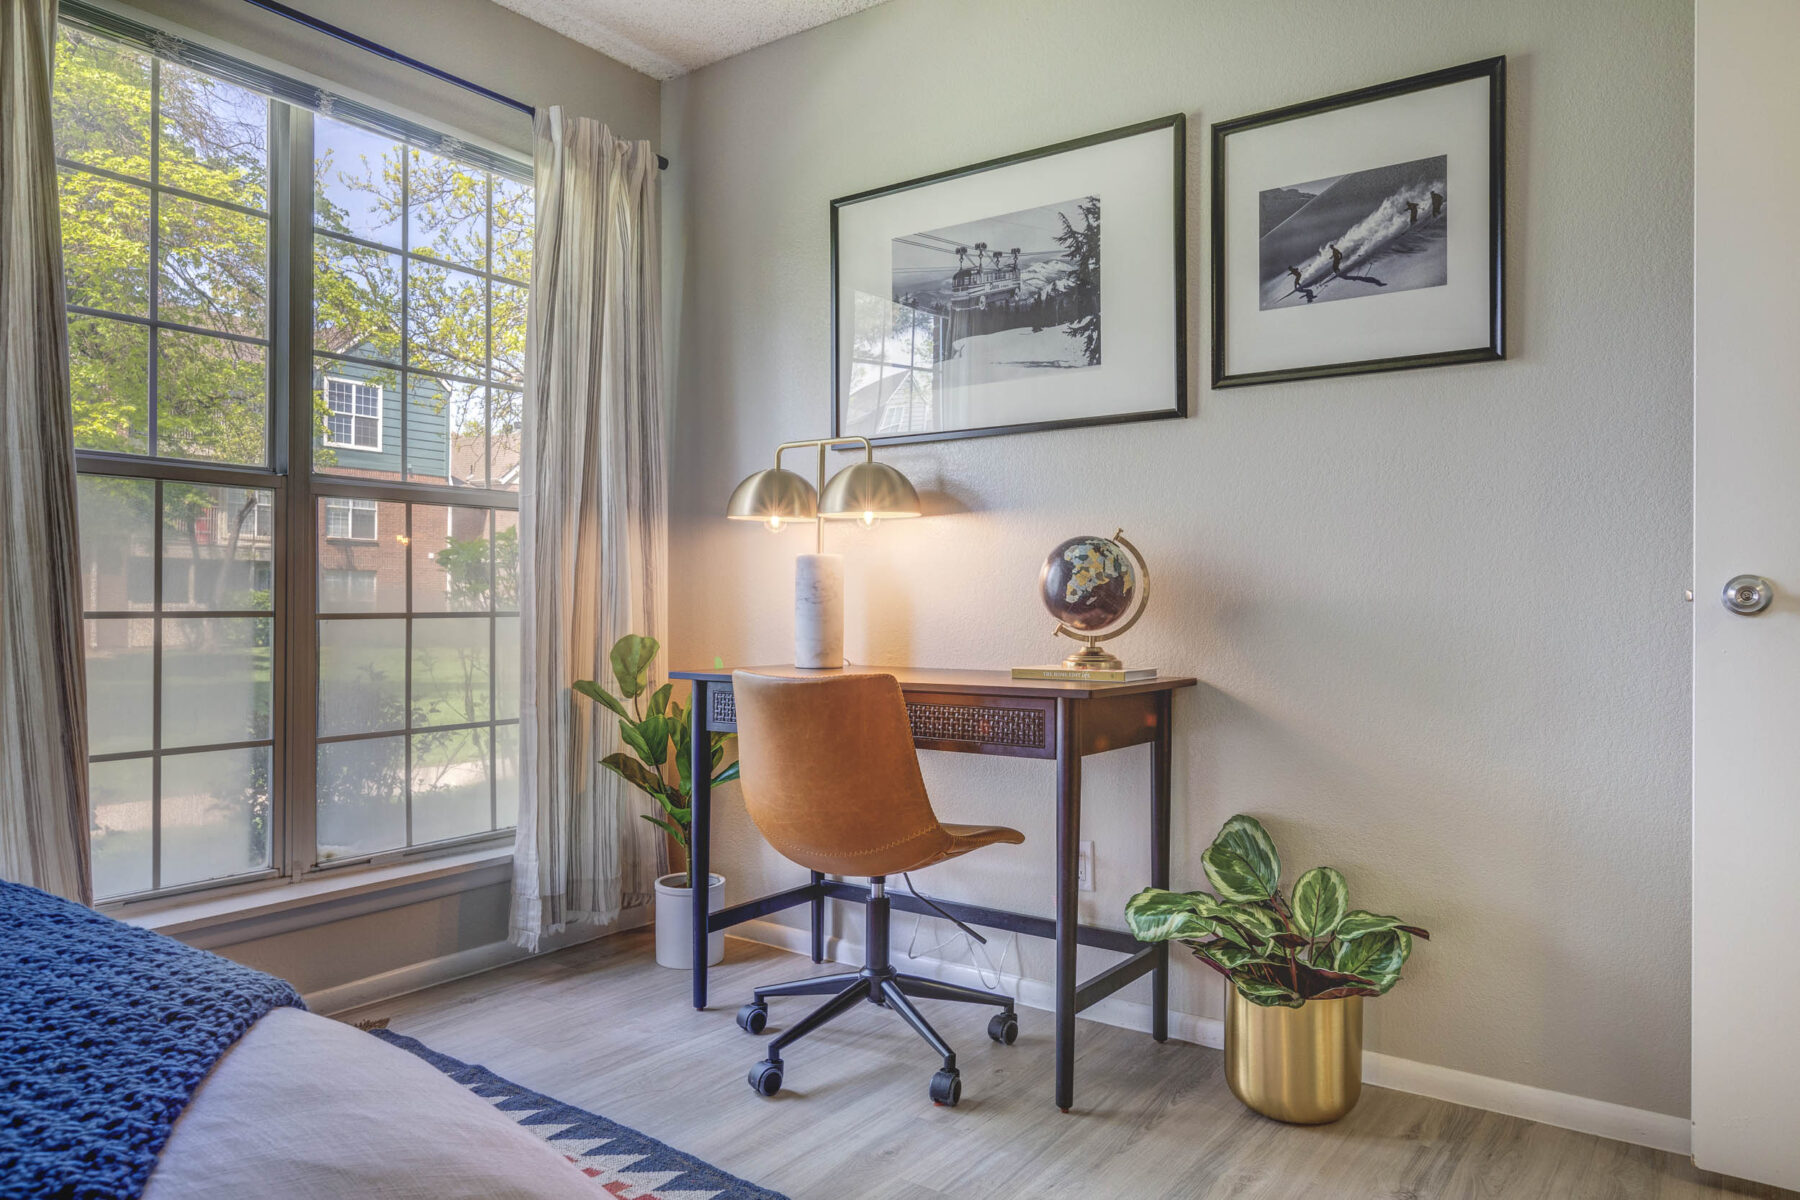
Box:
(0, 880), (601, 1199)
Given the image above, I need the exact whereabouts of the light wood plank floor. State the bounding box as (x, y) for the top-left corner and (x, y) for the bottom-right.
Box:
(340, 932), (1790, 1200)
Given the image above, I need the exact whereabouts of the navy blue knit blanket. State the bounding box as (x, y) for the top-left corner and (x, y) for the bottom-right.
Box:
(0, 880), (304, 1200)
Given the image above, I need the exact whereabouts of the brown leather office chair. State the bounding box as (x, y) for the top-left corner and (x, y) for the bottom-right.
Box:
(730, 670), (1025, 1107)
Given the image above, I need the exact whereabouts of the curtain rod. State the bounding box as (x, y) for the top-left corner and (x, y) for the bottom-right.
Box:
(240, 0), (669, 170)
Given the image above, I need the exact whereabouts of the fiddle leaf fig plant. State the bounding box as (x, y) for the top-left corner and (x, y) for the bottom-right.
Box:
(1126, 814), (1429, 1009)
(573, 634), (737, 850)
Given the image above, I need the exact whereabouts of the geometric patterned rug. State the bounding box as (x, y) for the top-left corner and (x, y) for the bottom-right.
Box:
(372, 1030), (789, 1200)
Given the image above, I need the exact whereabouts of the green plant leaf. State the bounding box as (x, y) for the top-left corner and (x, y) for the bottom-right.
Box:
(1291, 866), (1349, 940)
(635, 714), (672, 767)
(1202, 814), (1281, 903)
(618, 721), (656, 764)
(1126, 888), (1275, 952)
(1332, 929), (1412, 993)
(647, 683), (673, 717)
(572, 678), (631, 722)
(610, 634), (659, 699)
(640, 812), (687, 847)
(601, 752), (671, 800)
(1219, 901), (1286, 946)
(711, 761), (741, 786)
(1186, 944), (1236, 979)
(1196, 939), (1274, 971)
(676, 736), (693, 794)
(1336, 910), (1431, 942)
(1124, 889), (1221, 943)
(1234, 977), (1305, 1008)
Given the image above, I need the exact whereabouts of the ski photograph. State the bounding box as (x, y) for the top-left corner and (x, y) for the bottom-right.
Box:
(890, 195), (1102, 382)
(832, 115), (1183, 444)
(1258, 154), (1447, 310)
(1211, 59), (1503, 387)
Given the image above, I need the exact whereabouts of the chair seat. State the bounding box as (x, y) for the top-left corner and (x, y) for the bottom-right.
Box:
(941, 822), (1026, 856)
(901, 822), (1026, 872)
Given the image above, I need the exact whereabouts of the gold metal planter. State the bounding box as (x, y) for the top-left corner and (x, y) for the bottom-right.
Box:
(1223, 989), (1363, 1124)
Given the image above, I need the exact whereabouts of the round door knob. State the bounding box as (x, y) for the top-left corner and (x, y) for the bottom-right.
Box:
(1723, 575), (1774, 615)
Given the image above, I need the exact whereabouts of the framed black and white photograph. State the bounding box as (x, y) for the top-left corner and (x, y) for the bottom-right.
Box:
(1211, 58), (1505, 388)
(832, 115), (1185, 445)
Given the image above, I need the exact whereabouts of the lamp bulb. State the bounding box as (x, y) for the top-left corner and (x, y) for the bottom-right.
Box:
(766, 515), (782, 532)
(861, 511), (874, 527)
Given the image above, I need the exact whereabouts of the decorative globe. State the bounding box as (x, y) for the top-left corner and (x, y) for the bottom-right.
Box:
(1039, 535), (1138, 633)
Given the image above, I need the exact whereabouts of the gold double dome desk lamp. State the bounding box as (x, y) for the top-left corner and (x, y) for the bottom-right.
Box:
(726, 438), (1152, 677)
(726, 437), (921, 669)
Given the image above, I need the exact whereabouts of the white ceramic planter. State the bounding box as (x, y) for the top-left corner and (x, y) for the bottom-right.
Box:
(654, 872), (725, 969)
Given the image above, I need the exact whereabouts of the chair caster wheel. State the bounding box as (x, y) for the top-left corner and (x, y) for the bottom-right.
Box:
(737, 1003), (768, 1034)
(929, 1068), (961, 1107)
(988, 1012), (1019, 1045)
(748, 1060), (783, 1097)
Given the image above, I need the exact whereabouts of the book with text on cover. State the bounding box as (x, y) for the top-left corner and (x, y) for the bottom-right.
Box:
(1011, 666), (1159, 683)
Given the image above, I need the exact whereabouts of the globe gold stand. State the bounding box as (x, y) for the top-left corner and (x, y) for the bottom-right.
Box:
(1050, 529), (1150, 672)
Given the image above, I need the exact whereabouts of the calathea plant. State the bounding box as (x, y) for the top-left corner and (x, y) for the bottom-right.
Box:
(1126, 815), (1429, 1008)
(573, 635), (737, 851)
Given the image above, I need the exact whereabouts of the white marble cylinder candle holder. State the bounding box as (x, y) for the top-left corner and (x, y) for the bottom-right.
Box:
(794, 553), (845, 669)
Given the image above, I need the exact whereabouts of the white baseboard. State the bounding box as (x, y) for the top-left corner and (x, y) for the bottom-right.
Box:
(307, 907), (649, 1016)
(726, 919), (1692, 1157)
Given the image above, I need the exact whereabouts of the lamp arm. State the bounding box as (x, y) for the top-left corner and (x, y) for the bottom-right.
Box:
(766, 436), (877, 553)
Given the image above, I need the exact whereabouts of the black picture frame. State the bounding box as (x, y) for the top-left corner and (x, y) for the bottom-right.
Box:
(1210, 57), (1506, 389)
(830, 114), (1187, 447)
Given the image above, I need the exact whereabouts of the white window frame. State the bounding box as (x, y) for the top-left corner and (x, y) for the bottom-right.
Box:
(323, 497), (379, 541)
(323, 376), (383, 451)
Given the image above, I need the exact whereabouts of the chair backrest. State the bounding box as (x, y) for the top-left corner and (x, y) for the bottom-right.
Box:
(730, 671), (948, 877)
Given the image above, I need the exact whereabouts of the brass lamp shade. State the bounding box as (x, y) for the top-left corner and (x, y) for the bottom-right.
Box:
(819, 460), (921, 521)
(726, 468), (818, 524)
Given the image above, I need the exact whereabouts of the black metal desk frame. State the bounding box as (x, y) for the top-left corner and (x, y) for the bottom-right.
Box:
(671, 666), (1195, 1112)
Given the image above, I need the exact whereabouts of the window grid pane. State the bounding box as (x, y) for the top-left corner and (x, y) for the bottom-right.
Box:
(314, 499), (518, 863)
(311, 124), (527, 492)
(57, 31), (273, 472)
(78, 476), (277, 901)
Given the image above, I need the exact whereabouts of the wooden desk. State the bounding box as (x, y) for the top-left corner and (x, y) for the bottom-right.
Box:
(671, 664), (1197, 1112)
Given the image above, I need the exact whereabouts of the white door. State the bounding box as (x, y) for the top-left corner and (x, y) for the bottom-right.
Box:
(1693, 0), (1800, 1188)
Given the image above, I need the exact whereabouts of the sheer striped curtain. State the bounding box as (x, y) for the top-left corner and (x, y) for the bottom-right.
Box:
(511, 110), (666, 951)
(0, 0), (92, 903)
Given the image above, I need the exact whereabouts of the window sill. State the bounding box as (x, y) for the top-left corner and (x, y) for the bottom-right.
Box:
(115, 846), (514, 950)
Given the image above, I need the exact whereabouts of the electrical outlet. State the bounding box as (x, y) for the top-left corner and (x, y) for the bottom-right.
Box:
(1077, 841), (1095, 891)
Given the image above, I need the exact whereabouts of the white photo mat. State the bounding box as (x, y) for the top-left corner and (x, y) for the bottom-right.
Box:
(833, 119), (1183, 444)
(1214, 63), (1503, 385)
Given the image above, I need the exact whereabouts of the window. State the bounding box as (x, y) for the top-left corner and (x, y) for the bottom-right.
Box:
(316, 503), (519, 859)
(246, 493), (275, 539)
(848, 293), (942, 437)
(56, 9), (529, 902)
(323, 377), (381, 450)
(319, 568), (377, 609)
(324, 497), (378, 541)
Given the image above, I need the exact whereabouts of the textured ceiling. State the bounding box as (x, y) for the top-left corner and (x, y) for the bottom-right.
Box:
(487, 0), (892, 79)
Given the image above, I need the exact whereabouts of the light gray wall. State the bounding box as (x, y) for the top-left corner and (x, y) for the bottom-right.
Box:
(109, 0), (659, 152)
(662, 0), (1694, 1115)
(99, 0), (657, 992)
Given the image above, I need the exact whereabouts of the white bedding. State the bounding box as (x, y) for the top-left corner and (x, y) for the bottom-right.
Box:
(144, 1008), (598, 1199)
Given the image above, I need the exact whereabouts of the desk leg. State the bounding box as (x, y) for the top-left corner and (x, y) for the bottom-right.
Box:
(1055, 696), (1081, 1112)
(1151, 689), (1172, 1044)
(810, 871), (826, 963)
(690, 681), (711, 1011)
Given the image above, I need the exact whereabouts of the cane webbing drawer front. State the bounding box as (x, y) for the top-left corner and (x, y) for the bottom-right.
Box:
(904, 694), (1054, 757)
(706, 684), (1055, 757)
(710, 684), (738, 730)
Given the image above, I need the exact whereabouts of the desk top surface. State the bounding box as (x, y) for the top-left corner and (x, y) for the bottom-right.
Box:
(669, 664), (1197, 700)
